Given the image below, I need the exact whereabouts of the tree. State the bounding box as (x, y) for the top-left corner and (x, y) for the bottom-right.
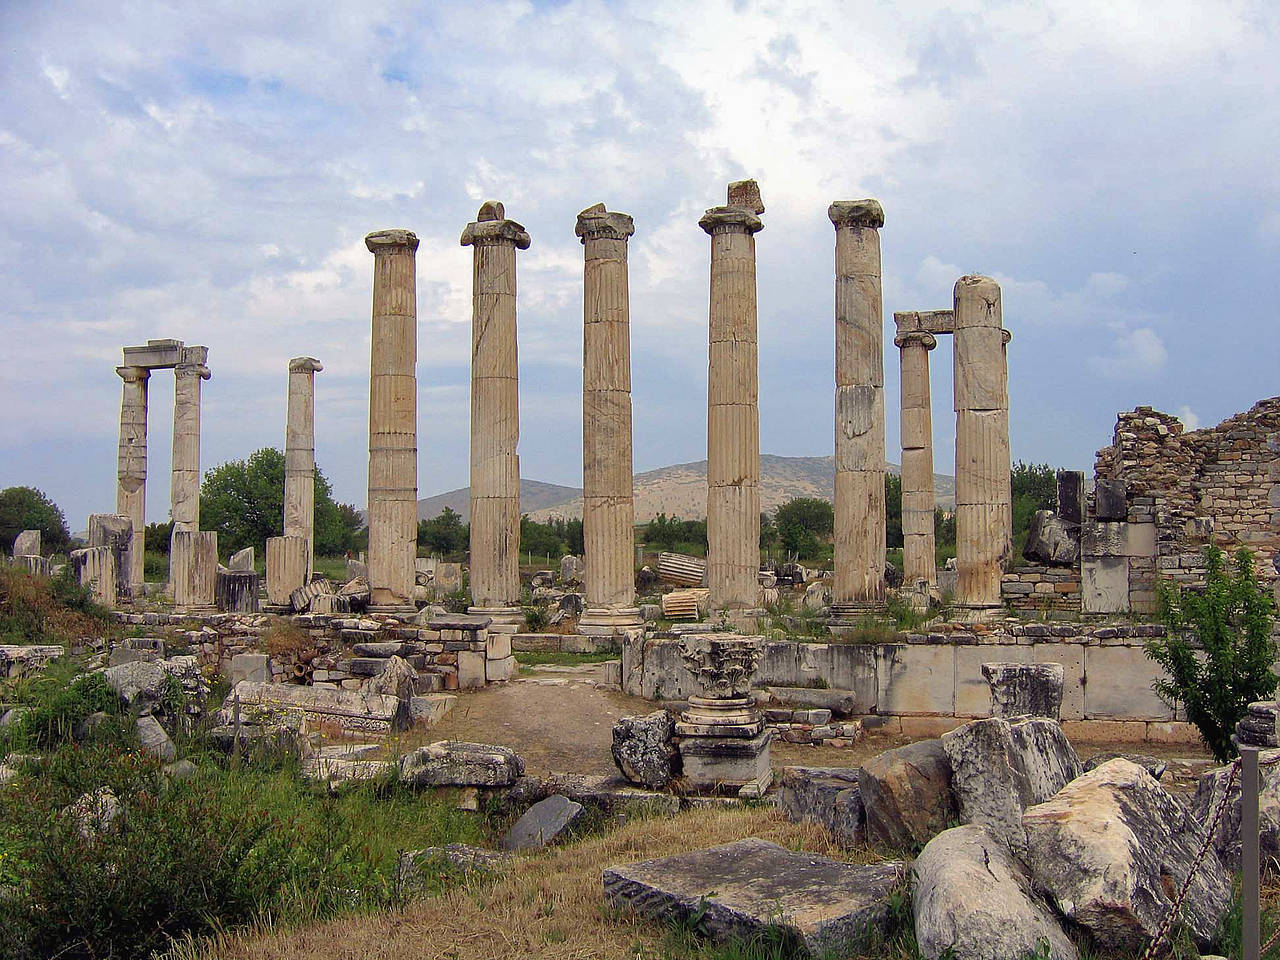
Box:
(885, 475), (903, 549)
(759, 512), (778, 550)
(145, 521), (173, 555)
(1145, 545), (1277, 762)
(199, 448), (360, 557)
(642, 514), (708, 553)
(418, 507), (468, 556)
(0, 487), (70, 555)
(774, 497), (834, 558)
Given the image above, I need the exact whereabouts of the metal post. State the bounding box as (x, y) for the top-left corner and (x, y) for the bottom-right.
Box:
(1243, 746), (1260, 960)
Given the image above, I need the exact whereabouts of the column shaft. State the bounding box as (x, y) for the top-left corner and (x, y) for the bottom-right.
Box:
(170, 347), (209, 533)
(894, 321), (937, 588)
(462, 203), (530, 616)
(953, 275), (1011, 609)
(701, 183), (764, 611)
(830, 200), (886, 606)
(115, 365), (149, 594)
(577, 205), (639, 625)
(285, 358), (323, 578)
(365, 230), (419, 609)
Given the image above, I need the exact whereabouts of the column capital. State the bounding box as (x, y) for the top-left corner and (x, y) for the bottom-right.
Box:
(288, 357), (324, 373)
(1002, 328), (1012, 345)
(575, 203), (635, 243)
(365, 229), (420, 253)
(894, 330), (937, 350)
(460, 200), (531, 249)
(175, 345), (210, 380)
(699, 206), (763, 236)
(829, 199), (884, 229)
(116, 365), (150, 383)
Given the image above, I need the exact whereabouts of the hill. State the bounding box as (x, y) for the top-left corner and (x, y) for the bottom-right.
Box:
(418, 455), (956, 522)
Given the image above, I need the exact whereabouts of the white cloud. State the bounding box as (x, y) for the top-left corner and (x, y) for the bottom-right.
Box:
(1088, 327), (1168, 379)
(1175, 405), (1201, 431)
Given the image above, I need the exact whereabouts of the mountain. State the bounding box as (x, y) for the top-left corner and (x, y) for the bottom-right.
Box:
(417, 455), (956, 522)
(417, 479), (581, 523)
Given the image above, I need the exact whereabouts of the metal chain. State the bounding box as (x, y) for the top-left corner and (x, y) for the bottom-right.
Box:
(1141, 752), (1280, 960)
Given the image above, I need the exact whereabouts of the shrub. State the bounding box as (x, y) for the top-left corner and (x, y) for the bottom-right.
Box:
(0, 566), (111, 645)
(5, 665), (124, 751)
(1145, 545), (1277, 763)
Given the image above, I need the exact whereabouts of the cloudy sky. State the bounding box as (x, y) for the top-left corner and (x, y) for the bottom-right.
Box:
(2, 0), (1278, 529)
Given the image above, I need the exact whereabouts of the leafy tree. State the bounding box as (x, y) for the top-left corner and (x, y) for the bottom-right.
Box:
(144, 521), (173, 555)
(0, 487), (70, 555)
(418, 507), (468, 556)
(759, 512), (778, 550)
(1145, 545), (1277, 762)
(885, 475), (903, 549)
(199, 448), (359, 557)
(774, 497), (834, 558)
(642, 514), (708, 553)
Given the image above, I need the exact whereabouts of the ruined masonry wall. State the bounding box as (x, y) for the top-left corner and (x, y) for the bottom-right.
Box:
(1094, 398), (1280, 598)
(999, 565), (1081, 616)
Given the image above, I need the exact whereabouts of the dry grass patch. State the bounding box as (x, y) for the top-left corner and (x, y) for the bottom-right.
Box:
(184, 805), (878, 960)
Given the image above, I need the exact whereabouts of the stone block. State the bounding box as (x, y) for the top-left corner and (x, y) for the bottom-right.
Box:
(265, 535), (308, 606)
(215, 569), (259, 613)
(501, 794), (585, 851)
(1094, 478), (1127, 520)
(982, 662), (1065, 720)
(1082, 520), (1155, 559)
(1083, 645), (1173, 720)
(486, 631), (512, 660)
(486, 655), (516, 682)
(779, 766), (863, 847)
(458, 650), (486, 689)
(228, 547), (254, 571)
(221, 680), (409, 732)
(1056, 470), (1085, 525)
(1081, 557), (1130, 613)
(399, 740), (524, 787)
(955, 643), (1025, 717)
(876, 644), (955, 715)
(603, 838), (905, 955)
(612, 711), (677, 789)
(1032, 643), (1085, 720)
(230, 653), (270, 684)
(858, 738), (955, 849)
(12, 529), (40, 557)
(678, 730), (772, 791)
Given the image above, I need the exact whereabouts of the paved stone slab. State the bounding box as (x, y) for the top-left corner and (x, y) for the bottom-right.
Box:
(501, 794), (585, 851)
(604, 837), (905, 954)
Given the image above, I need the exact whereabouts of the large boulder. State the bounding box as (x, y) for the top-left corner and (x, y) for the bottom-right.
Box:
(399, 741), (524, 788)
(135, 715), (176, 761)
(102, 660), (169, 711)
(611, 711), (678, 789)
(941, 716), (1081, 856)
(1194, 748), (1280, 870)
(1023, 758), (1232, 951)
(366, 654), (418, 702)
(1022, 510), (1079, 566)
(778, 766), (863, 847)
(913, 824), (1078, 960)
(858, 738), (955, 850)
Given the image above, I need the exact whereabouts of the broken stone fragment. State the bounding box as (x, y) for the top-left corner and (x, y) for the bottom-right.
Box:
(611, 710), (677, 789)
(858, 738), (955, 850)
(501, 794), (585, 851)
(778, 766), (864, 848)
(398, 740), (524, 788)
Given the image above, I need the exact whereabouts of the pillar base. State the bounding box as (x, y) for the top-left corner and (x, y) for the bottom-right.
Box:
(468, 605), (525, 633)
(577, 607), (644, 636)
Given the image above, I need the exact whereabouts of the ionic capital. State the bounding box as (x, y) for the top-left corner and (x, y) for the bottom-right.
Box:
(575, 203), (635, 243)
(288, 357), (324, 373)
(174, 363), (211, 381)
(460, 201), (531, 249)
(698, 206), (763, 236)
(116, 365), (150, 383)
(829, 199), (885, 229)
(894, 331), (937, 351)
(365, 229), (420, 254)
(1002, 328), (1012, 345)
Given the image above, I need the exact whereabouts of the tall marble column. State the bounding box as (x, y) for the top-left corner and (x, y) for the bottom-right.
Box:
(285, 357), (323, 578)
(829, 200), (886, 610)
(115, 364), (149, 594)
(364, 230), (419, 611)
(169, 346), (209, 591)
(701, 180), (764, 611)
(953, 275), (1012, 611)
(575, 203), (642, 634)
(893, 314), (938, 590)
(462, 202), (529, 628)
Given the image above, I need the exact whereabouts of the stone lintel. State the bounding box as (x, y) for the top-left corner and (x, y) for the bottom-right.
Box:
(828, 199), (885, 229)
(575, 203), (635, 242)
(698, 206), (763, 235)
(288, 356), (324, 373)
(460, 216), (531, 249)
(115, 365), (151, 382)
(365, 228), (420, 253)
(122, 338), (185, 369)
(727, 179), (765, 214)
(894, 310), (955, 336)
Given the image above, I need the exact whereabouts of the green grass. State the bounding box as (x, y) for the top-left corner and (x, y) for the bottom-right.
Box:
(517, 650), (619, 667)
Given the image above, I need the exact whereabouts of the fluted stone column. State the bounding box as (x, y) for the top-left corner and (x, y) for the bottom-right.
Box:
(830, 200), (886, 610)
(953, 275), (1012, 611)
(462, 202), (529, 629)
(575, 204), (642, 634)
(701, 180), (764, 611)
(285, 357), (323, 578)
(115, 365), (149, 594)
(894, 315), (938, 590)
(364, 230), (419, 611)
(169, 346), (209, 591)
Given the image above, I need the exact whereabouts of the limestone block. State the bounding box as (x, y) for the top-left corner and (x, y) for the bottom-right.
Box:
(71, 546), (116, 607)
(612, 711), (678, 789)
(399, 740), (524, 787)
(266, 535), (308, 606)
(1094, 479), (1128, 520)
(678, 730), (772, 790)
(88, 514), (133, 598)
(222, 680), (409, 732)
(1083, 645), (1174, 720)
(954, 644), (1026, 717)
(858, 738), (955, 849)
(1081, 520), (1155, 559)
(1032, 643), (1085, 721)
(778, 766), (864, 848)
(1081, 557), (1129, 613)
(485, 631), (512, 660)
(12, 529), (40, 557)
(486, 655), (516, 682)
(230, 653), (270, 684)
(876, 644), (955, 715)
(458, 650), (486, 689)
(501, 794), (585, 851)
(228, 547), (254, 571)
(982, 662), (1065, 720)
(1056, 470), (1086, 524)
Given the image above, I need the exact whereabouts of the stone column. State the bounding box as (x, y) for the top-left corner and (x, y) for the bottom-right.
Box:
(171, 530), (217, 612)
(285, 357), (323, 578)
(829, 200), (886, 610)
(169, 346), (209, 591)
(364, 230), (419, 611)
(461, 202), (530, 629)
(894, 316), (938, 590)
(575, 204), (642, 634)
(115, 364), (149, 594)
(953, 275), (1012, 611)
(701, 180), (764, 611)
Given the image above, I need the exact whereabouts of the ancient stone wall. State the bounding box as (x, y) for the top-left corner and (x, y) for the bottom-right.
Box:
(999, 566), (1081, 616)
(1093, 398), (1280, 600)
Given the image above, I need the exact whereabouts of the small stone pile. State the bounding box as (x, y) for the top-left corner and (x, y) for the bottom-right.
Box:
(763, 707), (864, 747)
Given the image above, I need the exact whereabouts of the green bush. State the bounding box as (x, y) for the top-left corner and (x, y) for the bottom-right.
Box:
(4, 665), (124, 751)
(0, 566), (111, 646)
(1145, 544), (1277, 763)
